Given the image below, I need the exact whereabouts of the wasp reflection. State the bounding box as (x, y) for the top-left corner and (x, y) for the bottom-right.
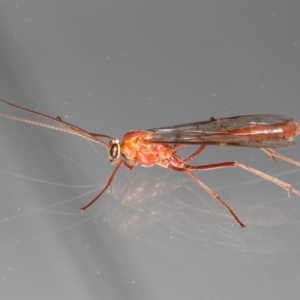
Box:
(101, 172), (300, 254)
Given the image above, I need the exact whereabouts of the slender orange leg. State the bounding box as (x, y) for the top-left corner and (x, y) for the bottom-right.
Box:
(172, 144), (186, 152)
(184, 161), (300, 197)
(262, 148), (300, 167)
(80, 159), (137, 211)
(171, 144), (207, 162)
(168, 164), (245, 227)
(183, 145), (207, 163)
(81, 160), (119, 211)
(168, 156), (300, 227)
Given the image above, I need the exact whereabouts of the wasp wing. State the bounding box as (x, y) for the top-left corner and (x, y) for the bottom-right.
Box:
(145, 115), (297, 148)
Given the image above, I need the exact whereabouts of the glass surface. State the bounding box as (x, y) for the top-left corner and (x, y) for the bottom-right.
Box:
(0, 1), (299, 299)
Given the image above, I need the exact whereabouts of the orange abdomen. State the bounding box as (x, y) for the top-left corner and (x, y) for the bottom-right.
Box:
(230, 121), (300, 141)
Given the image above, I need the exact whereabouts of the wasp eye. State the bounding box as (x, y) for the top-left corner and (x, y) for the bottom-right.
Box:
(110, 143), (119, 160)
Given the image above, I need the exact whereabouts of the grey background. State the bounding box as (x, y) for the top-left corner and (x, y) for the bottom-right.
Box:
(0, 1), (300, 299)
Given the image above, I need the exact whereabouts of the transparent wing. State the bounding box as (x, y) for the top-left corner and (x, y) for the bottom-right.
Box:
(145, 115), (297, 148)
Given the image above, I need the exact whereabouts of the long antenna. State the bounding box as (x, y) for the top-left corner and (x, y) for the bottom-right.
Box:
(0, 98), (111, 148)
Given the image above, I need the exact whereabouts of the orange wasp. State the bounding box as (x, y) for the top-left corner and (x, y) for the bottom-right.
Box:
(1, 98), (300, 227)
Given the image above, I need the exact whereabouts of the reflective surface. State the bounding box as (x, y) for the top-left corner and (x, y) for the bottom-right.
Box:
(0, 1), (300, 299)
